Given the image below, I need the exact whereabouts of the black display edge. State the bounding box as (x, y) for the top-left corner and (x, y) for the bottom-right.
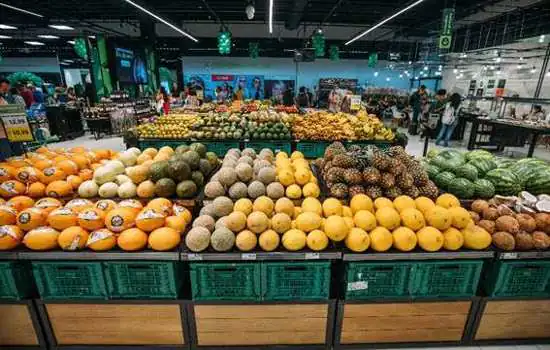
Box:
(343, 250), (495, 261)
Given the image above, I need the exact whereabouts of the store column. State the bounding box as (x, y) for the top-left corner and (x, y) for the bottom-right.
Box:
(140, 19), (160, 96)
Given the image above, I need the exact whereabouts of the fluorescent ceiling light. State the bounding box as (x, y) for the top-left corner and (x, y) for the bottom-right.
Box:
(0, 2), (43, 17)
(49, 25), (75, 30)
(67, 40), (75, 45)
(37, 35), (59, 39)
(0, 24), (17, 29)
(268, 0), (274, 33)
(345, 0), (425, 45)
(63, 59), (74, 63)
(60, 62), (69, 66)
(88, 35), (96, 39)
(122, 0), (198, 42)
(0, 35), (12, 39)
(24, 41), (45, 45)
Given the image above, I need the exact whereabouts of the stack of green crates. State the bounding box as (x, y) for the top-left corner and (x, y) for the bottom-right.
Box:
(483, 260), (550, 297)
(244, 140), (292, 154)
(0, 261), (34, 300)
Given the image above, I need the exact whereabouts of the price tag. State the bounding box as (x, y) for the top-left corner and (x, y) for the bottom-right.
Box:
(501, 252), (518, 260)
(305, 253), (320, 260)
(2, 115), (33, 142)
(241, 253), (257, 260)
(187, 253), (203, 261)
(347, 281), (368, 291)
(350, 95), (361, 111)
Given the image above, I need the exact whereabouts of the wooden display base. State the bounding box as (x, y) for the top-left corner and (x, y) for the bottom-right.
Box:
(187, 301), (335, 349)
(0, 300), (47, 350)
(473, 297), (550, 343)
(35, 300), (189, 350)
(333, 299), (477, 349)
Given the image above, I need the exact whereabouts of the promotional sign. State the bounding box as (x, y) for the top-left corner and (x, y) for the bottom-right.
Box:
(0, 105), (33, 142)
(265, 80), (296, 104)
(350, 95), (362, 111)
(439, 8), (455, 49)
(184, 74), (265, 100)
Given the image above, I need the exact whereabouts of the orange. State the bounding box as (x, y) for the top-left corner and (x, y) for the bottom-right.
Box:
(39, 167), (66, 184)
(16, 207), (48, 231)
(58, 226), (89, 251)
(86, 228), (116, 251)
(34, 197), (62, 214)
(105, 207), (137, 233)
(78, 208), (106, 231)
(46, 180), (73, 198)
(0, 180), (26, 198)
(47, 208), (78, 230)
(27, 182), (46, 198)
(7, 196), (35, 212)
(0, 225), (23, 250)
(117, 228), (148, 251)
(0, 205), (18, 225)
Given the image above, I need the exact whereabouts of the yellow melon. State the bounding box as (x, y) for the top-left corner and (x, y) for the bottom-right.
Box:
(95, 199), (118, 213)
(301, 197), (322, 216)
(393, 196), (416, 213)
(6, 195), (34, 212)
(135, 208), (166, 232)
(15, 167), (40, 184)
(271, 213), (292, 234)
(173, 205), (192, 224)
(369, 227), (393, 252)
(345, 228), (370, 252)
(48, 208), (78, 230)
(322, 198), (343, 217)
(293, 206), (302, 219)
(253, 196), (274, 216)
(294, 167), (310, 185)
(350, 194), (374, 214)
(117, 228), (148, 251)
(425, 206), (452, 230)
(38, 167), (65, 184)
(285, 184), (302, 199)
(302, 183), (320, 198)
(374, 197), (394, 210)
(342, 206), (353, 218)
(436, 194), (460, 209)
(417, 226), (444, 252)
(375, 207), (401, 230)
(443, 227), (464, 251)
(234, 198), (254, 216)
(0, 180), (27, 198)
(27, 182), (46, 198)
(146, 198), (173, 216)
(118, 199), (144, 214)
(70, 154), (90, 170)
(282, 229), (307, 251)
(86, 229), (117, 251)
(165, 216), (187, 233)
(56, 160), (79, 176)
(0, 165), (15, 182)
(65, 198), (94, 213)
(236, 230), (258, 252)
(148, 227), (181, 251)
(0, 225), (23, 250)
(66, 175), (83, 190)
(448, 207), (472, 229)
(58, 226), (89, 251)
(278, 169), (295, 186)
(17, 208), (47, 231)
(392, 227), (417, 252)
(0, 205), (17, 225)
(324, 215), (349, 242)
(353, 210), (377, 231)
(246, 211), (270, 233)
(274, 198), (294, 217)
(400, 208), (426, 231)
(259, 230), (280, 251)
(225, 211), (248, 232)
(23, 227), (60, 251)
(415, 196), (436, 214)
(78, 208), (106, 231)
(343, 217), (355, 230)
(105, 207), (137, 233)
(296, 212), (322, 232)
(462, 225), (491, 250)
(307, 230), (329, 251)
(34, 197), (62, 214)
(46, 180), (73, 198)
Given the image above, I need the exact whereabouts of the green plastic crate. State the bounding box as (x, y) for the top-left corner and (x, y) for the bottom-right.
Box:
(0, 261), (34, 300)
(32, 261), (108, 300)
(345, 261), (413, 300)
(295, 141), (329, 158)
(483, 260), (550, 297)
(244, 140), (292, 154)
(104, 261), (180, 299)
(204, 141), (241, 157)
(262, 261), (331, 301)
(190, 262), (261, 301)
(409, 260), (483, 298)
(137, 140), (188, 150)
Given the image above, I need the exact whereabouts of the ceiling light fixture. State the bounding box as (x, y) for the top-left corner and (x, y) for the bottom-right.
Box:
(67, 40), (75, 45)
(374, 72), (379, 77)
(0, 2), (43, 17)
(345, 0), (425, 45)
(63, 59), (74, 63)
(88, 35), (96, 39)
(37, 35), (59, 39)
(121, 0), (198, 42)
(0, 35), (12, 39)
(0, 24), (17, 29)
(24, 41), (45, 46)
(245, 0), (255, 20)
(49, 25), (74, 30)
(530, 66), (537, 73)
(268, 0), (274, 33)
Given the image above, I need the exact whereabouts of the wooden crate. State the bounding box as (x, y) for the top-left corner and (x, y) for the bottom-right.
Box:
(41, 301), (186, 346)
(190, 302), (333, 348)
(0, 303), (40, 346)
(337, 300), (472, 345)
(475, 299), (550, 340)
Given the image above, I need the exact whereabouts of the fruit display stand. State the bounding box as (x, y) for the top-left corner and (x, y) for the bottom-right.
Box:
(18, 250), (190, 350)
(471, 250), (550, 344)
(333, 250), (494, 349)
(182, 250), (339, 349)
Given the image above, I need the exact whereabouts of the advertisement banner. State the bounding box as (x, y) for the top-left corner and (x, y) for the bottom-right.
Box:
(212, 75), (234, 82)
(184, 74), (265, 100)
(265, 80), (296, 104)
(439, 8), (455, 49)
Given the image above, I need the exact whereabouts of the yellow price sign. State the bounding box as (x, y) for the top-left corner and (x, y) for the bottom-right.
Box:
(2, 115), (33, 142)
(350, 95), (362, 111)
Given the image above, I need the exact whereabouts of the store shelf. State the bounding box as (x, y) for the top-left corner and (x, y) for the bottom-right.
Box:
(17, 249), (179, 261)
(182, 249), (341, 261)
(0, 251), (19, 260)
(343, 249), (495, 261)
(496, 250), (550, 260)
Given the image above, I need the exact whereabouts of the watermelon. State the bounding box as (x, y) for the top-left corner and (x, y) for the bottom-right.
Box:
(455, 164), (479, 182)
(494, 157), (516, 168)
(466, 150), (493, 162)
(474, 179), (495, 199)
(510, 159), (549, 185)
(426, 148), (440, 159)
(425, 164), (441, 180)
(448, 178), (475, 199)
(434, 171), (456, 191)
(468, 158), (497, 177)
(524, 168), (550, 195)
(484, 168), (522, 196)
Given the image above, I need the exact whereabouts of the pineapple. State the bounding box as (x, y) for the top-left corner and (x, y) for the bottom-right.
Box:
(343, 168), (363, 185)
(348, 145), (362, 152)
(362, 167), (381, 185)
(384, 187), (403, 200)
(396, 173), (414, 190)
(404, 186), (420, 198)
(379, 172), (396, 189)
(349, 185), (366, 197)
(325, 167), (345, 183)
(388, 146), (411, 164)
(324, 142), (345, 161)
(330, 183), (349, 199)
(365, 185), (383, 199)
(332, 153), (356, 169)
(418, 180), (439, 200)
(323, 161), (333, 173)
(371, 152), (390, 171)
(388, 158), (406, 176)
(409, 161), (430, 186)
(314, 158), (325, 170)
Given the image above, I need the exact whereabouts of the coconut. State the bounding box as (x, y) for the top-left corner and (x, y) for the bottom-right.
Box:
(535, 200), (550, 213)
(515, 232), (535, 250)
(492, 231), (516, 251)
(469, 211), (480, 223)
(532, 231), (550, 250)
(471, 200), (490, 214)
(495, 215), (520, 235)
(497, 204), (515, 217)
(482, 207), (499, 221)
(519, 191), (538, 207)
(477, 220), (496, 234)
(515, 213), (537, 233)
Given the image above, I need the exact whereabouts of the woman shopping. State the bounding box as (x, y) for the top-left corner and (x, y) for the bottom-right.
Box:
(435, 93), (462, 147)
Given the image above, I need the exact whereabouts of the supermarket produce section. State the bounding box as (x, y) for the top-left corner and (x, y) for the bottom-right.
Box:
(0, 141), (549, 350)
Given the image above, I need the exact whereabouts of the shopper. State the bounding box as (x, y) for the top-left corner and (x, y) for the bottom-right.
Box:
(9, 87), (26, 107)
(282, 87), (294, 106)
(306, 88), (314, 107)
(328, 85), (341, 112)
(0, 78), (14, 105)
(234, 86), (244, 101)
(18, 83), (35, 108)
(527, 105), (545, 122)
(409, 85), (426, 135)
(66, 87), (77, 102)
(295, 87), (310, 108)
(32, 85), (44, 104)
(435, 93), (462, 147)
(185, 89), (199, 108)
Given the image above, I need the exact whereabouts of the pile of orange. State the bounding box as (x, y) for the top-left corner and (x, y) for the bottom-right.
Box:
(0, 196), (191, 252)
(0, 146), (114, 200)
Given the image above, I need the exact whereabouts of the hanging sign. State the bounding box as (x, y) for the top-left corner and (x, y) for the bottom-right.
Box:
(350, 95), (362, 111)
(439, 8), (455, 49)
(0, 105), (33, 142)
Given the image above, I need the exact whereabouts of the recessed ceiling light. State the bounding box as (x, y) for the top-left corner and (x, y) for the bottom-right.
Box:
(49, 25), (74, 30)
(0, 24), (17, 29)
(67, 40), (75, 45)
(0, 3), (43, 17)
(0, 35), (12, 39)
(37, 35), (60, 39)
(88, 35), (96, 39)
(24, 41), (45, 46)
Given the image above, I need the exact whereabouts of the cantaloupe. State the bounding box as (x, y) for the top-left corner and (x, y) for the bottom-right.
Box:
(210, 228), (236, 252)
(149, 227), (181, 251)
(117, 228), (148, 251)
(136, 209), (166, 232)
(23, 227), (60, 251)
(16, 207), (47, 231)
(34, 197), (62, 214)
(0, 225), (23, 250)
(146, 198), (173, 216)
(185, 227), (211, 252)
(78, 208), (106, 231)
(0, 180), (26, 198)
(105, 207), (137, 233)
(48, 208), (78, 230)
(58, 226), (89, 251)
(46, 180), (73, 198)
(86, 228), (117, 251)
(0, 205), (17, 225)
(27, 182), (46, 198)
